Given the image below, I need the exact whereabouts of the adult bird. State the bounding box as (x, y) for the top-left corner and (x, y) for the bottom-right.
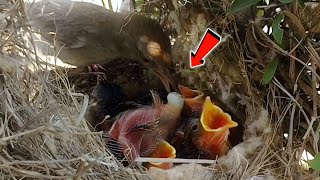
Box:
(26, 0), (175, 92)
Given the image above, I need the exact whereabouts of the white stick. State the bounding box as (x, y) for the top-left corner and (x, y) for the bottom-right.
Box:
(135, 157), (216, 164)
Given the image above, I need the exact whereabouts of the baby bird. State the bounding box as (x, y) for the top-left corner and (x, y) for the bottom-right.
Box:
(178, 84), (205, 116)
(170, 85), (205, 157)
(184, 97), (238, 158)
(105, 91), (184, 165)
(27, 0), (176, 91)
(147, 140), (176, 170)
(85, 75), (169, 131)
(173, 85), (239, 159)
(86, 79), (141, 132)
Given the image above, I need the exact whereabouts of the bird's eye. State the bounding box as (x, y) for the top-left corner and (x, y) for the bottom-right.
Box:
(191, 123), (199, 132)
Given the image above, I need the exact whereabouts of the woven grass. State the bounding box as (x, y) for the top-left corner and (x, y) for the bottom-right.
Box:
(0, 0), (319, 179)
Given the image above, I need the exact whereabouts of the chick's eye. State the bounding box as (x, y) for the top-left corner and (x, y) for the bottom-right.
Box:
(191, 123), (199, 132)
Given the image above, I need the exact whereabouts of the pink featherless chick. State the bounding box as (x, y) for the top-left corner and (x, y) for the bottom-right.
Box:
(106, 91), (184, 168)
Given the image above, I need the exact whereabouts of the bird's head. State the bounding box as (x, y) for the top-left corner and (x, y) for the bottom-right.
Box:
(185, 96), (238, 157)
(122, 14), (176, 92)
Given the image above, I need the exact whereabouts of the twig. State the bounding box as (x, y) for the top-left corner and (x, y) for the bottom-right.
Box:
(0, 125), (47, 143)
(287, 102), (296, 152)
(135, 157), (216, 164)
(273, 78), (315, 140)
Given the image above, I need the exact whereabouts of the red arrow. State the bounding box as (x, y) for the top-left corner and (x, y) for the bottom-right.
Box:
(190, 28), (221, 68)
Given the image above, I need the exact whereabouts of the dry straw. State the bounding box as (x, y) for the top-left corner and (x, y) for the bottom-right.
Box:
(0, 0), (319, 179)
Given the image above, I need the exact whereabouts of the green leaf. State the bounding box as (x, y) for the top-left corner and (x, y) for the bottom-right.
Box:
(308, 154), (320, 171)
(135, 0), (145, 10)
(257, 9), (264, 17)
(262, 58), (279, 84)
(272, 13), (284, 44)
(279, 0), (293, 3)
(226, 0), (261, 14)
(279, 38), (289, 50)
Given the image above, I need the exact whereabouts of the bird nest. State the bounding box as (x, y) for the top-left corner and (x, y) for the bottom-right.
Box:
(0, 0), (319, 179)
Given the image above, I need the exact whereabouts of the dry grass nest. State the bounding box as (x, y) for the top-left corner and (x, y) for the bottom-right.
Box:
(0, 0), (320, 179)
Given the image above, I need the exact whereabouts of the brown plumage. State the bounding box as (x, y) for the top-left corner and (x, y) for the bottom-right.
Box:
(27, 0), (176, 91)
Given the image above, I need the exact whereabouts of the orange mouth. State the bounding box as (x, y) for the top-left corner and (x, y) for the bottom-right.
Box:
(178, 85), (204, 99)
(147, 140), (176, 169)
(178, 85), (204, 112)
(196, 96), (238, 156)
(200, 97), (238, 132)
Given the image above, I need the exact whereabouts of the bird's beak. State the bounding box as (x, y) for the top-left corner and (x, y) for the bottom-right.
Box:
(200, 96), (238, 132)
(147, 140), (176, 170)
(156, 68), (177, 93)
(178, 85), (204, 110)
(196, 97), (238, 156)
(178, 85), (204, 98)
(140, 38), (177, 92)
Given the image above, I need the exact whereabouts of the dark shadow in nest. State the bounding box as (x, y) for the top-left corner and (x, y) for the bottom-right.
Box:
(66, 57), (169, 129)
(68, 58), (168, 100)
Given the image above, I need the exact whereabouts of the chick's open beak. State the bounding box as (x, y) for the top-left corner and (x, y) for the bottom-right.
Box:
(195, 97), (238, 156)
(178, 85), (204, 111)
(178, 85), (204, 98)
(200, 97), (238, 132)
(147, 140), (176, 170)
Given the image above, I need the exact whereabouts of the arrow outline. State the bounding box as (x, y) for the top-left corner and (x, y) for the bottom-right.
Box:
(190, 28), (221, 68)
